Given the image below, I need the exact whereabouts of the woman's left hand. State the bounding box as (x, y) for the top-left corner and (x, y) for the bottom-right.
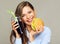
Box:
(30, 25), (44, 36)
(29, 25), (44, 42)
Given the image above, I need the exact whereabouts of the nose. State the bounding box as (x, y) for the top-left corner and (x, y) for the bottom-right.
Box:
(27, 15), (30, 19)
(26, 14), (32, 19)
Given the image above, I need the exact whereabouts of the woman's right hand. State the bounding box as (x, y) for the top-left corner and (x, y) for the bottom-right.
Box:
(11, 20), (20, 38)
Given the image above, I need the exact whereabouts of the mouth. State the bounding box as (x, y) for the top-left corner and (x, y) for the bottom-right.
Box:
(27, 20), (32, 23)
(27, 17), (33, 23)
(27, 18), (33, 22)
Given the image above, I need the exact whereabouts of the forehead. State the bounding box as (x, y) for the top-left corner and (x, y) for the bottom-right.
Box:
(22, 6), (33, 14)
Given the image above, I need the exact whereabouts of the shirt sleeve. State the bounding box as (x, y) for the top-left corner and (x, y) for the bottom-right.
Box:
(14, 38), (22, 44)
(41, 27), (51, 44)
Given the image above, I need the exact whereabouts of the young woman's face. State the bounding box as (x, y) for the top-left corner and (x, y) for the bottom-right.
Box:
(21, 6), (36, 26)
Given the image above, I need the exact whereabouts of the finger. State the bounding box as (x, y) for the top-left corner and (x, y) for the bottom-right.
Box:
(38, 25), (44, 32)
(11, 20), (16, 26)
(36, 25), (42, 33)
(36, 26), (40, 31)
(13, 23), (19, 28)
(15, 26), (19, 30)
(11, 20), (15, 24)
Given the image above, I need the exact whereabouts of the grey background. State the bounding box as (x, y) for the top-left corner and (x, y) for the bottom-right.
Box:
(0, 0), (60, 44)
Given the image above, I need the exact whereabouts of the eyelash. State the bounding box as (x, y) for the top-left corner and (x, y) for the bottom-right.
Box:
(28, 11), (31, 14)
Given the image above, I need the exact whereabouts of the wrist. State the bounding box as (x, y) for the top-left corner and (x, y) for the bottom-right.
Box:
(30, 34), (34, 42)
(14, 30), (20, 38)
(16, 33), (20, 38)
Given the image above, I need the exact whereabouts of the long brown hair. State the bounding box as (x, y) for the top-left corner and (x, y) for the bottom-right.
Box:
(10, 1), (34, 44)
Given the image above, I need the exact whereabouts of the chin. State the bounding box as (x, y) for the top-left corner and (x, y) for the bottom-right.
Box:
(26, 23), (31, 26)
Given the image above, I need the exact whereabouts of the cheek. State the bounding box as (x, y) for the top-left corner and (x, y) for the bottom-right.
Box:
(31, 12), (36, 17)
(22, 17), (26, 22)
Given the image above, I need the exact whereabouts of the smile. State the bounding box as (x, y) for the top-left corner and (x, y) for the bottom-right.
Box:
(27, 17), (33, 22)
(27, 18), (33, 22)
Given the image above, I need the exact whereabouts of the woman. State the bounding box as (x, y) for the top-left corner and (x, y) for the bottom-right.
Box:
(10, 1), (51, 44)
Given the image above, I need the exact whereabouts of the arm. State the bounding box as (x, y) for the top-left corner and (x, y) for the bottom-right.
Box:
(14, 28), (22, 44)
(14, 33), (22, 44)
(14, 30), (22, 44)
(30, 27), (51, 44)
(11, 20), (22, 44)
(14, 38), (22, 44)
(40, 27), (51, 44)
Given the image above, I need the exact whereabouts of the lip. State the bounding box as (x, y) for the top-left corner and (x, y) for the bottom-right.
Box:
(27, 17), (33, 22)
(27, 18), (33, 22)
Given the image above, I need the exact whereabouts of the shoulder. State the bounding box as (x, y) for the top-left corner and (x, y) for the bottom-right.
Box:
(40, 26), (51, 37)
(43, 26), (51, 34)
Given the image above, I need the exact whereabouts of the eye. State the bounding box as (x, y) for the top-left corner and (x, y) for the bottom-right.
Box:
(28, 11), (31, 14)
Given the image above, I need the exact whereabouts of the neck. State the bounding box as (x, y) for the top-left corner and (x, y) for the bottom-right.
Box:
(26, 25), (32, 33)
